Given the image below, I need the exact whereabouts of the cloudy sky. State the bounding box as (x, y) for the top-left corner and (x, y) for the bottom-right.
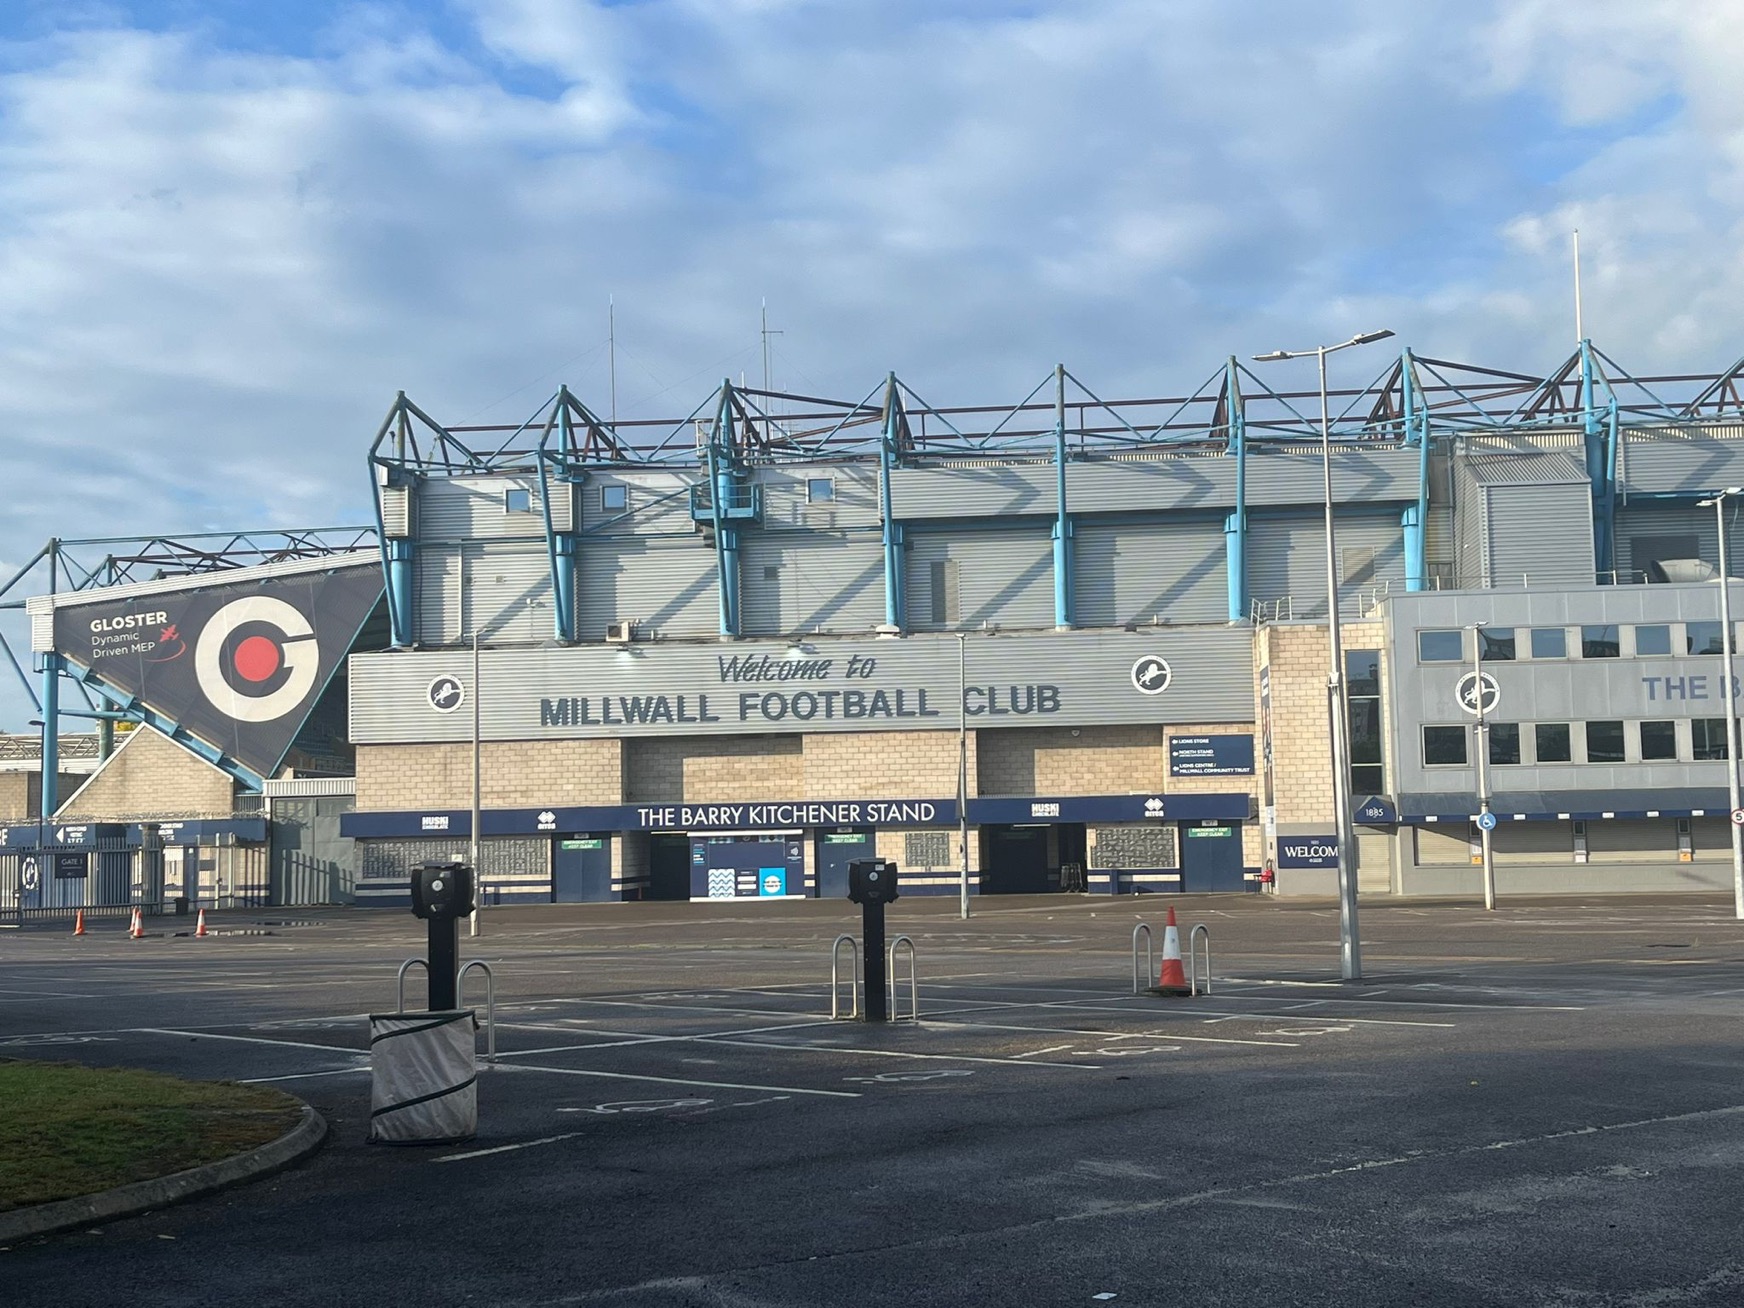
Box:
(0, 0), (1741, 722)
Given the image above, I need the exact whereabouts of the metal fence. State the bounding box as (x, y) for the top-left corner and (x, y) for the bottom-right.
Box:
(1, 839), (270, 922)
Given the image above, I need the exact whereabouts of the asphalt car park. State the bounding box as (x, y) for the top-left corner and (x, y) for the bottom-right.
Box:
(5, 894), (1744, 1307)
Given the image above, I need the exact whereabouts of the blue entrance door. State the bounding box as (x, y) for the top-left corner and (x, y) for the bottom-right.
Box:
(815, 828), (874, 899)
(1179, 821), (1246, 892)
(552, 836), (612, 902)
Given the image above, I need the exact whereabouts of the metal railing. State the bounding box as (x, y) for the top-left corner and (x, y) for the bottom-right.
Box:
(887, 935), (918, 1022)
(396, 958), (429, 1011)
(830, 934), (860, 1019)
(459, 960), (497, 1062)
(1131, 922), (1154, 994)
(1189, 924), (1212, 997)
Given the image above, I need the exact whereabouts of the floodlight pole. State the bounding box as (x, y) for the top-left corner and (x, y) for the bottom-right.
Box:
(957, 632), (970, 920)
(470, 627), (482, 939)
(1702, 488), (1744, 919)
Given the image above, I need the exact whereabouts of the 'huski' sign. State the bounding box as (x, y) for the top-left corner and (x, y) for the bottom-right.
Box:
(349, 629), (1257, 744)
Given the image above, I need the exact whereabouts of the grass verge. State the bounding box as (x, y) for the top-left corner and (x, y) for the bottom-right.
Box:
(0, 1059), (303, 1212)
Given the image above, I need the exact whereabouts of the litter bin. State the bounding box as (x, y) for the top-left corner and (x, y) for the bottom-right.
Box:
(368, 1010), (478, 1143)
(174, 896), (189, 916)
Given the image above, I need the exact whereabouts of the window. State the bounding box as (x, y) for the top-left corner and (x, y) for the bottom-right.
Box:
(1418, 630), (1463, 662)
(1640, 720), (1678, 761)
(1585, 720), (1625, 764)
(930, 559), (960, 626)
(504, 488), (532, 513)
(806, 478), (835, 504)
(1581, 625), (1620, 659)
(1530, 627), (1568, 659)
(1423, 725), (1468, 766)
(1535, 723), (1572, 763)
(1693, 719), (1732, 760)
(762, 564), (780, 581)
(1634, 625), (1672, 657)
(1346, 650), (1383, 793)
(600, 484), (628, 512)
(1687, 621), (1725, 655)
(1488, 722), (1521, 765)
(1477, 627), (1515, 661)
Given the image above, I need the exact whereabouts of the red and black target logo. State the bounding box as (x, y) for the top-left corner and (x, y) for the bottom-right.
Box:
(194, 597), (319, 722)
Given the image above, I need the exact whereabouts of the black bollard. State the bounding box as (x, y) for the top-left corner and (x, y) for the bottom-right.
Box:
(428, 914), (460, 1011)
(411, 863), (475, 1012)
(846, 857), (899, 1024)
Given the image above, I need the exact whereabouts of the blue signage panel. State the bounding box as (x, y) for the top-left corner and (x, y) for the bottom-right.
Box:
(53, 851), (90, 880)
(968, 794), (1252, 825)
(342, 799), (960, 840)
(1168, 735), (1255, 777)
(1277, 835), (1339, 869)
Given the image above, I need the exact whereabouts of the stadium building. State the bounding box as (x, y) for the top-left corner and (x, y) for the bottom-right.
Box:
(6, 340), (1744, 912)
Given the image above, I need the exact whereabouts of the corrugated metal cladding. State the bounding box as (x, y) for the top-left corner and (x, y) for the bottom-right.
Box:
(756, 467), (880, 530)
(1462, 451), (1589, 485)
(1482, 484), (1595, 588)
(1615, 502), (1737, 582)
(741, 534), (884, 635)
(906, 528), (1054, 631)
(891, 464), (1055, 519)
(576, 538), (718, 640)
(417, 476), (550, 541)
(1075, 519), (1227, 626)
(1620, 423), (1744, 494)
(380, 487), (411, 537)
(416, 542), (555, 643)
(579, 470), (698, 535)
(348, 629), (1257, 743)
(1249, 511), (1404, 619)
(1244, 446), (1420, 506)
(415, 547), (460, 644)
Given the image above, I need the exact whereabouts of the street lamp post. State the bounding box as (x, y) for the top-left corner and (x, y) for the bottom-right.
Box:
(1699, 487), (1744, 920)
(1254, 329), (1394, 981)
(957, 632), (971, 920)
(470, 627), (482, 938)
(1470, 622), (1496, 910)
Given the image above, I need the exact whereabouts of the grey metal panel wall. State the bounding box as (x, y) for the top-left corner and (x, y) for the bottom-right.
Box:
(1452, 460), (1485, 588)
(891, 465), (1055, 520)
(1484, 484), (1596, 588)
(1620, 424), (1744, 494)
(1249, 510), (1403, 618)
(1615, 502), (1735, 580)
(741, 534), (886, 636)
(1075, 520), (1227, 626)
(579, 470), (699, 536)
(417, 476), (546, 541)
(415, 546), (462, 645)
(1245, 446), (1420, 506)
(380, 487), (410, 537)
(463, 542), (554, 642)
(577, 538), (719, 640)
(905, 528), (1055, 631)
(756, 467), (881, 530)
(1064, 459), (1233, 514)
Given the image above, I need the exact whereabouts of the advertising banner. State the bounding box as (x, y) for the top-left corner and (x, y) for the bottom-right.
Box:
(52, 562), (383, 780)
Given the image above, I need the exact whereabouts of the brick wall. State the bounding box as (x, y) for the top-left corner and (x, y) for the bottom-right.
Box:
(978, 724), (1164, 795)
(356, 738), (624, 810)
(625, 735), (802, 802)
(1163, 722), (1264, 866)
(58, 727), (234, 820)
(803, 731), (972, 798)
(1262, 620), (1384, 828)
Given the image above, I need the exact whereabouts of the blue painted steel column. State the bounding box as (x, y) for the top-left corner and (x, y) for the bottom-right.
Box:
(1222, 358), (1247, 621)
(552, 533), (578, 641)
(880, 373), (905, 630)
(1403, 348), (1428, 591)
(546, 399), (579, 642)
(1052, 365), (1073, 630)
(1580, 339), (1616, 579)
(709, 382), (740, 636)
(39, 654), (59, 819)
(386, 538), (415, 646)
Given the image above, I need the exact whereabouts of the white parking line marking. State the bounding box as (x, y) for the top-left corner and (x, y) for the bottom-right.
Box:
(496, 1062), (861, 1098)
(135, 1027), (363, 1055)
(240, 1067), (369, 1084)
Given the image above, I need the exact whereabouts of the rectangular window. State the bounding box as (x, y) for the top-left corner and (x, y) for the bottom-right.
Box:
(1639, 720), (1678, 761)
(1693, 719), (1732, 760)
(504, 488), (532, 513)
(1529, 627), (1567, 659)
(600, 484), (628, 512)
(1581, 625), (1620, 659)
(1535, 723), (1572, 763)
(1477, 627), (1515, 661)
(930, 559), (960, 626)
(1345, 649), (1384, 795)
(1423, 725), (1468, 766)
(1584, 720), (1626, 763)
(1488, 722), (1520, 765)
(806, 477), (835, 504)
(1418, 630), (1464, 662)
(1687, 621), (1725, 655)
(1634, 625), (1672, 657)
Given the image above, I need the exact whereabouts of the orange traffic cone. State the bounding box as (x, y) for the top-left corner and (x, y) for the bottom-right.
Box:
(194, 909), (208, 938)
(1150, 905), (1191, 996)
(73, 910), (86, 937)
(128, 907), (144, 940)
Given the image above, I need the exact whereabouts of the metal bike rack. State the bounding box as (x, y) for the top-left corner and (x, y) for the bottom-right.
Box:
(1131, 923), (1153, 994)
(1189, 924), (1212, 997)
(831, 934), (860, 1019)
(396, 957), (429, 1011)
(459, 960), (497, 1062)
(887, 934), (918, 1022)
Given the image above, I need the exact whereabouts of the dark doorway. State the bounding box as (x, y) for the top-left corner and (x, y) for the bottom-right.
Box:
(815, 827), (874, 899)
(1179, 820), (1246, 892)
(553, 834), (612, 903)
(647, 834), (692, 901)
(1057, 823), (1087, 892)
(980, 825), (1051, 894)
